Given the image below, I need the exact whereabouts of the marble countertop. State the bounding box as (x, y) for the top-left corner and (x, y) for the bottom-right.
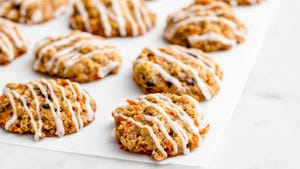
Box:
(0, 1), (299, 169)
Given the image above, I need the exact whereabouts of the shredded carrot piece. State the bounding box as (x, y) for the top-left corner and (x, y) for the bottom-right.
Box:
(134, 114), (143, 121)
(200, 124), (210, 136)
(116, 116), (125, 122)
(167, 141), (173, 151)
(126, 99), (137, 105)
(127, 99), (140, 115)
(58, 79), (68, 85)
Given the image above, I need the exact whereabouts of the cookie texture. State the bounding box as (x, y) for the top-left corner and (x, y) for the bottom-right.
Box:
(0, 79), (96, 140)
(70, 0), (156, 37)
(133, 45), (223, 102)
(0, 18), (27, 65)
(0, 0), (69, 24)
(112, 93), (209, 160)
(33, 31), (122, 83)
(163, 0), (246, 52)
(205, 0), (264, 6)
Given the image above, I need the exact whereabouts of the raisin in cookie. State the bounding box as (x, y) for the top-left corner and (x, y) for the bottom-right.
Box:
(112, 93), (209, 160)
(163, 0), (246, 52)
(33, 31), (122, 83)
(0, 0), (69, 24)
(0, 18), (27, 65)
(70, 0), (156, 37)
(0, 78), (96, 140)
(133, 45), (223, 102)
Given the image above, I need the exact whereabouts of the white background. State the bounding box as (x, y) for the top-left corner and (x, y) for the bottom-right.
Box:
(0, 0), (299, 168)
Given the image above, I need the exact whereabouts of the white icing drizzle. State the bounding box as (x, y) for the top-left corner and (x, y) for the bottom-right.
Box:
(74, 0), (152, 37)
(169, 2), (232, 22)
(92, 0), (112, 36)
(74, 83), (94, 121)
(53, 51), (79, 74)
(145, 94), (200, 138)
(45, 39), (92, 71)
(0, 33), (14, 61)
(26, 83), (43, 140)
(11, 90), (40, 139)
(0, 0), (67, 23)
(38, 79), (65, 137)
(0, 19), (26, 62)
(34, 32), (120, 79)
(143, 115), (178, 154)
(170, 45), (221, 85)
(113, 112), (168, 157)
(131, 0), (147, 34)
(67, 81), (84, 129)
(49, 80), (80, 131)
(188, 33), (237, 46)
(137, 98), (190, 154)
(113, 94), (207, 157)
(134, 58), (186, 93)
(20, 0), (40, 23)
(120, 0), (138, 36)
(112, 0), (127, 36)
(140, 6), (152, 29)
(97, 61), (120, 78)
(33, 32), (91, 70)
(0, 19), (26, 48)
(75, 0), (92, 32)
(4, 87), (42, 140)
(3, 79), (95, 140)
(183, 95), (207, 130)
(165, 15), (244, 39)
(3, 88), (18, 131)
(146, 47), (212, 100)
(61, 48), (115, 73)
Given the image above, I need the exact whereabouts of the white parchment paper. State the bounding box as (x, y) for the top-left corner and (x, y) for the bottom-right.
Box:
(0, 0), (281, 167)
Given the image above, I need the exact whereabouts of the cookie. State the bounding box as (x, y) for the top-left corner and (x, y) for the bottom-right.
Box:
(112, 93), (209, 160)
(133, 45), (223, 102)
(0, 18), (27, 65)
(0, 0), (69, 24)
(163, 0), (246, 52)
(70, 0), (156, 37)
(33, 31), (122, 83)
(0, 78), (96, 140)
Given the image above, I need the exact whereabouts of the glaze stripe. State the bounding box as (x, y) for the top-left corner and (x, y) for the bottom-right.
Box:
(146, 47), (212, 100)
